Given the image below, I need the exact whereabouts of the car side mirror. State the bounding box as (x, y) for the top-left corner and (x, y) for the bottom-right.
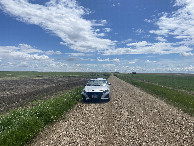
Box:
(108, 83), (111, 85)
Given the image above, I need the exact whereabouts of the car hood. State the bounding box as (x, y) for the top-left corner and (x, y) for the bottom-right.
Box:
(84, 86), (109, 92)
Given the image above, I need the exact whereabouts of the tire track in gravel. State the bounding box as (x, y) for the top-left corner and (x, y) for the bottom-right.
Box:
(31, 76), (194, 145)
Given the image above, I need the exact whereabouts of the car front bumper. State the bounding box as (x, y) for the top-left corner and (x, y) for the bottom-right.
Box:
(82, 92), (110, 101)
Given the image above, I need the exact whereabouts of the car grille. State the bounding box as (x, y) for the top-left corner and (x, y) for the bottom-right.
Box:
(87, 92), (103, 98)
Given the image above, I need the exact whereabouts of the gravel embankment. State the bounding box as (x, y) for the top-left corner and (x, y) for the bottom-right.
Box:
(31, 76), (194, 145)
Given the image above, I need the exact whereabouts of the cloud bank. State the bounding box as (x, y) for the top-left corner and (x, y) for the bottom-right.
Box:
(103, 41), (192, 55)
(104, 0), (194, 56)
(150, 0), (194, 46)
(0, 44), (50, 61)
(0, 0), (114, 52)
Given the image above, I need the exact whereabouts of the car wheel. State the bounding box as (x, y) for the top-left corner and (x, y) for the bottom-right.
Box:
(83, 96), (87, 102)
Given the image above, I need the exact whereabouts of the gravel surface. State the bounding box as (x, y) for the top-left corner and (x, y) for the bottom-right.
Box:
(31, 76), (194, 145)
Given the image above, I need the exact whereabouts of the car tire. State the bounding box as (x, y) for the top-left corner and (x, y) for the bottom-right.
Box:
(83, 96), (87, 102)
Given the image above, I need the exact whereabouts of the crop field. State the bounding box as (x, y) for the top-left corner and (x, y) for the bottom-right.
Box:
(0, 71), (110, 113)
(118, 73), (194, 93)
(117, 73), (194, 116)
(0, 71), (110, 80)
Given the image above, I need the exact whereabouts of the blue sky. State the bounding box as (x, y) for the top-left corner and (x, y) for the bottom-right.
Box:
(0, 0), (194, 73)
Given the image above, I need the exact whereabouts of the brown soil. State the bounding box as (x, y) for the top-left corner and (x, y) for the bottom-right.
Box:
(0, 77), (89, 113)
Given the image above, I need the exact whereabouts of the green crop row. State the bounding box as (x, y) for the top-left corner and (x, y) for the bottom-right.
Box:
(0, 86), (83, 146)
(118, 75), (194, 116)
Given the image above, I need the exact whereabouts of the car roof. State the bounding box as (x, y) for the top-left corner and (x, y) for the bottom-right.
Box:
(96, 78), (106, 80)
(90, 78), (106, 81)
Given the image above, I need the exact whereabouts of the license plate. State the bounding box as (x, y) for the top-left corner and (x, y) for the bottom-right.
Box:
(92, 94), (98, 98)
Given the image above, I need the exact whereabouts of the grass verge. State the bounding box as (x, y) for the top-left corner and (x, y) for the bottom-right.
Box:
(118, 76), (194, 116)
(0, 86), (83, 145)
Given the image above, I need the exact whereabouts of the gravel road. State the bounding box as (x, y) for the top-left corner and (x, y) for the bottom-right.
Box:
(31, 76), (194, 145)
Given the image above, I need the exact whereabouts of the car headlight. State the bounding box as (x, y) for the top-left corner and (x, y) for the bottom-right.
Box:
(103, 89), (109, 93)
(82, 90), (87, 94)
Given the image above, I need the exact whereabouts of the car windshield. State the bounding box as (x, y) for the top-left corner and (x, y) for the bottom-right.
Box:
(87, 80), (106, 86)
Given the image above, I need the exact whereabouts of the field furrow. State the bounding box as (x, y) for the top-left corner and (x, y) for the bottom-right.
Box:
(0, 77), (89, 113)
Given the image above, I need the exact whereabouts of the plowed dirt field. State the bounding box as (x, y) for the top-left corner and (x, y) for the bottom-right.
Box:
(31, 76), (194, 145)
(0, 77), (89, 113)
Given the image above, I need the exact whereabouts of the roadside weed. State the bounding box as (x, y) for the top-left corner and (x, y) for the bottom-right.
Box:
(0, 87), (83, 145)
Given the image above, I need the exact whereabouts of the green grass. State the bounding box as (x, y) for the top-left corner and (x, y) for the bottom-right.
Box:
(0, 86), (83, 146)
(118, 75), (194, 116)
(0, 71), (110, 79)
(118, 73), (194, 92)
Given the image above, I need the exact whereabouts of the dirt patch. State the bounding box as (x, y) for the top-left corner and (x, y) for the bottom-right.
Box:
(0, 77), (89, 113)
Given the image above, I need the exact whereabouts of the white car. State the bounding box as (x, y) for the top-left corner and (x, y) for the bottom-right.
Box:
(82, 78), (111, 102)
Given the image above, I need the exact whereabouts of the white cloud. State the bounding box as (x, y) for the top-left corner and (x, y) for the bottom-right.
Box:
(121, 38), (133, 44)
(150, 0), (194, 46)
(144, 19), (152, 23)
(1, 44), (194, 73)
(101, 20), (107, 25)
(95, 29), (100, 32)
(66, 57), (87, 62)
(0, 44), (50, 61)
(0, 0), (115, 52)
(155, 36), (167, 42)
(0, 44), (91, 71)
(126, 41), (150, 47)
(97, 33), (106, 37)
(45, 50), (62, 55)
(112, 2), (120, 7)
(91, 20), (107, 26)
(129, 61), (136, 64)
(0, 44), (67, 71)
(136, 29), (144, 34)
(103, 41), (192, 55)
(103, 28), (111, 32)
(128, 59), (138, 64)
(18, 44), (43, 53)
(97, 57), (120, 62)
(112, 58), (120, 62)
(180, 52), (194, 57)
(66, 53), (86, 57)
(0, 44), (91, 72)
(146, 60), (157, 63)
(97, 57), (110, 62)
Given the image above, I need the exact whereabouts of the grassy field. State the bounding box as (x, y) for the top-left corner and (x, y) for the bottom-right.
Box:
(117, 73), (194, 116)
(0, 71), (110, 79)
(118, 73), (194, 92)
(0, 86), (83, 145)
